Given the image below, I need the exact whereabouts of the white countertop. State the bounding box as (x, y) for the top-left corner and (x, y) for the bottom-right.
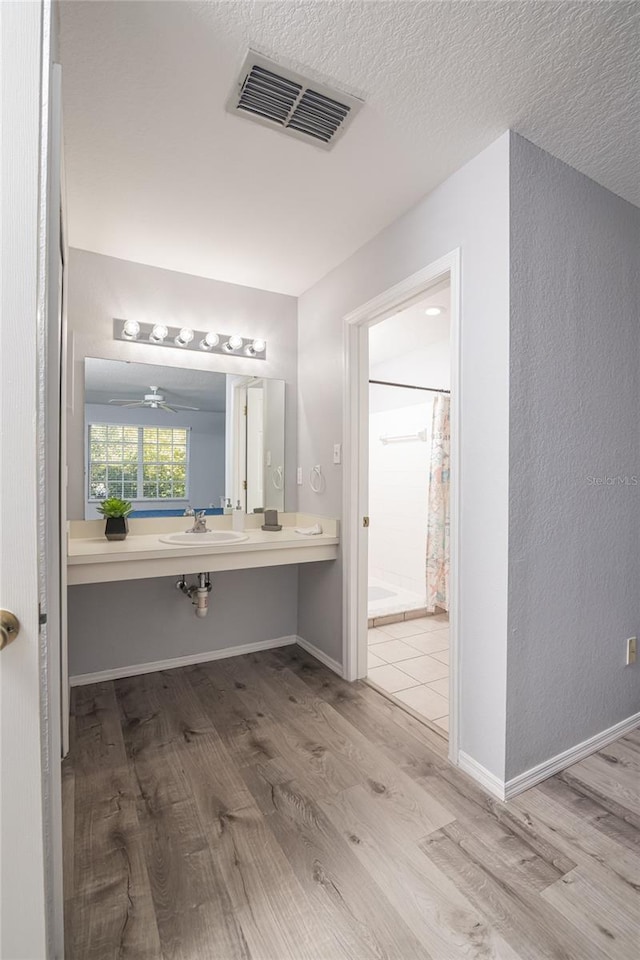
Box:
(67, 513), (339, 585)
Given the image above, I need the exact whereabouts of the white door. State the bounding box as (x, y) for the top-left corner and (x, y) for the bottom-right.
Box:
(0, 2), (61, 956)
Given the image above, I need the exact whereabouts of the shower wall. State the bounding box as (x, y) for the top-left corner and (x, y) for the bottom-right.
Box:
(368, 328), (450, 614)
(369, 388), (432, 601)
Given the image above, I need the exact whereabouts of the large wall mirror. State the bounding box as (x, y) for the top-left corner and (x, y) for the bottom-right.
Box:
(84, 357), (285, 519)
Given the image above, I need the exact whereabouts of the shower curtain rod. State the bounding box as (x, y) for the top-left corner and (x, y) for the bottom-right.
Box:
(369, 378), (450, 395)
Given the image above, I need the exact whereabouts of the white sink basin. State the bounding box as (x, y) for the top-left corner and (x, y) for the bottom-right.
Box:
(159, 531), (249, 546)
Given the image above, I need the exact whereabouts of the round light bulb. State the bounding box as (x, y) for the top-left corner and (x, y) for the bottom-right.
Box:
(175, 327), (194, 346)
(150, 324), (169, 342)
(425, 306), (443, 317)
(204, 332), (220, 348)
(122, 319), (140, 339)
(251, 339), (266, 353)
(228, 334), (243, 350)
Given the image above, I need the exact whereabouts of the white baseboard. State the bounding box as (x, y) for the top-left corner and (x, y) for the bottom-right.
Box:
(69, 635), (298, 686)
(504, 710), (640, 799)
(459, 710), (640, 803)
(294, 635), (344, 677)
(458, 752), (506, 801)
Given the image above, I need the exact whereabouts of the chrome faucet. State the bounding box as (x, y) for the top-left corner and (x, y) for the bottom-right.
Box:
(184, 507), (208, 534)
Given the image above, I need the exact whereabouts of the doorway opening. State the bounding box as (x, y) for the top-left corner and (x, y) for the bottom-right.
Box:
(342, 251), (460, 763)
(366, 279), (451, 737)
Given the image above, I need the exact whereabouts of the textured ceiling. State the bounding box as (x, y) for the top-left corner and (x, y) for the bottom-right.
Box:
(59, 1), (639, 296)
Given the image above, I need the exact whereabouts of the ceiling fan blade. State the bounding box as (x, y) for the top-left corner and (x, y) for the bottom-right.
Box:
(158, 403), (176, 413)
(108, 398), (144, 405)
(169, 403), (200, 411)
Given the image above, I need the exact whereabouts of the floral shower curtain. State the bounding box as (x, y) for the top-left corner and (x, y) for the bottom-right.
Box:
(425, 394), (450, 612)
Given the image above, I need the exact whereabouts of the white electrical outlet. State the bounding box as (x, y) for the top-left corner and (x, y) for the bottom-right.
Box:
(333, 443), (342, 464)
(296, 467), (303, 485)
(626, 637), (637, 665)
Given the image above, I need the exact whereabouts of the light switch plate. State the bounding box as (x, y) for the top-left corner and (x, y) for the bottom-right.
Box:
(626, 636), (637, 665)
(296, 467), (303, 485)
(333, 443), (341, 464)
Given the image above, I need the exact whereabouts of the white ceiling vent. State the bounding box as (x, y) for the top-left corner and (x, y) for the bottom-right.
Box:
(227, 51), (362, 150)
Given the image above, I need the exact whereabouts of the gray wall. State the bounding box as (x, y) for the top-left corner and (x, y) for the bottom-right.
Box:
(506, 134), (640, 777)
(67, 248), (298, 518)
(297, 134), (511, 779)
(68, 566), (298, 677)
(84, 403), (225, 517)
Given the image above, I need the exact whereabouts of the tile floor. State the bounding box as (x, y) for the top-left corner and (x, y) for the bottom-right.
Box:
(367, 613), (449, 734)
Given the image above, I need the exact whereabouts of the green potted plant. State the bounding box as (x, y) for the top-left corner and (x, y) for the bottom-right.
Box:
(97, 497), (133, 541)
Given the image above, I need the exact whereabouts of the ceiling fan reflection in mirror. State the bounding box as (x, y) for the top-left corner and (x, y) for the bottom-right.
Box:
(108, 386), (199, 414)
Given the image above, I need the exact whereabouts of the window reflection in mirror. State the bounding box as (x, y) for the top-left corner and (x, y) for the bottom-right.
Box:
(84, 358), (285, 519)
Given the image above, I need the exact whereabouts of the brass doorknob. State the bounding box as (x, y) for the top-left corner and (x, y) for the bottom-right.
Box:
(0, 610), (20, 650)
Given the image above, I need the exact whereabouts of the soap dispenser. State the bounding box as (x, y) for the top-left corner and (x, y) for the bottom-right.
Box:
(232, 499), (245, 532)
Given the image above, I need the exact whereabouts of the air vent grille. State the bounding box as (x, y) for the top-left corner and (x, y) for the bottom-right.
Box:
(288, 89), (351, 143)
(238, 65), (301, 124)
(228, 52), (362, 149)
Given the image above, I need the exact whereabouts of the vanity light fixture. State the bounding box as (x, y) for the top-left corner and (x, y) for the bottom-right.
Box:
(200, 332), (220, 351)
(245, 338), (266, 356)
(150, 323), (169, 343)
(175, 327), (195, 347)
(425, 306), (444, 316)
(122, 319), (140, 340)
(223, 334), (244, 353)
(113, 319), (266, 360)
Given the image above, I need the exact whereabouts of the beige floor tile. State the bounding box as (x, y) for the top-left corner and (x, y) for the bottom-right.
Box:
(402, 630), (449, 655)
(376, 619), (434, 639)
(404, 608), (428, 620)
(407, 617), (451, 635)
(368, 639), (425, 664)
(372, 614), (404, 627)
(397, 655), (449, 684)
(394, 685), (449, 720)
(433, 714), (449, 733)
(431, 649), (449, 666)
(433, 614), (449, 624)
(368, 650), (385, 669)
(368, 628), (391, 646)
(367, 664), (421, 694)
(425, 677), (449, 698)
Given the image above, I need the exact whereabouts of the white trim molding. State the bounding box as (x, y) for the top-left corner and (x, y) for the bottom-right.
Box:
(69, 633), (344, 687)
(460, 711), (640, 802)
(70, 635), (298, 686)
(458, 752), (507, 801)
(295, 636), (344, 677)
(504, 711), (640, 800)
(341, 250), (462, 769)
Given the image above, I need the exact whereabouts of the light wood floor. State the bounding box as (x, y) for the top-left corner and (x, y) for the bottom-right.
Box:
(63, 647), (640, 960)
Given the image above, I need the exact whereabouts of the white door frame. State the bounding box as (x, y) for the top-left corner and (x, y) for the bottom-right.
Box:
(342, 249), (461, 765)
(230, 380), (248, 508)
(1, 1), (62, 956)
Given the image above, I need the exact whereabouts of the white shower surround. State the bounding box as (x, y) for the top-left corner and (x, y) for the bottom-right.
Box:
(368, 397), (432, 606)
(368, 316), (451, 618)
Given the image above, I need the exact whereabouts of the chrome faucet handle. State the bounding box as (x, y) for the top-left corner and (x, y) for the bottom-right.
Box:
(192, 510), (209, 533)
(183, 505), (194, 517)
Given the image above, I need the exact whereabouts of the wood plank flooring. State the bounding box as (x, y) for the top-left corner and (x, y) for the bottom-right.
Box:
(63, 647), (640, 960)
